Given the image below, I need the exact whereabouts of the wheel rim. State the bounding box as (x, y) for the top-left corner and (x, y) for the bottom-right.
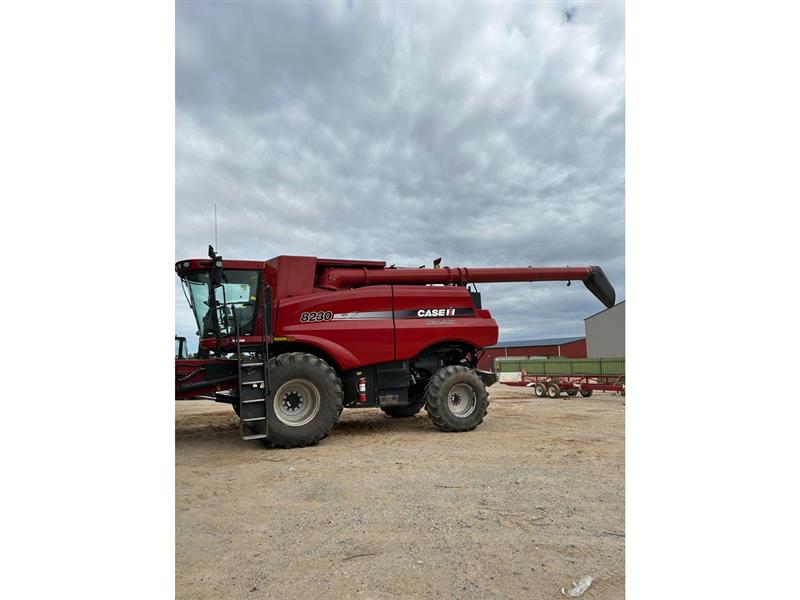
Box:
(273, 379), (321, 426)
(447, 383), (477, 417)
(548, 387), (557, 397)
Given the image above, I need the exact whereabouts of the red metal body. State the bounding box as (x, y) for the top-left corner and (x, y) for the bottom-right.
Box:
(317, 265), (597, 289)
(175, 255), (615, 399)
(175, 358), (237, 399)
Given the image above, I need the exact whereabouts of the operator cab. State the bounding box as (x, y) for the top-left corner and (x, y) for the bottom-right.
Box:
(175, 247), (263, 342)
(181, 269), (260, 338)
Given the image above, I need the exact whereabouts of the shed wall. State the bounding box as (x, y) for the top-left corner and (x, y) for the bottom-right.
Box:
(476, 339), (587, 370)
(559, 339), (587, 358)
(585, 302), (625, 358)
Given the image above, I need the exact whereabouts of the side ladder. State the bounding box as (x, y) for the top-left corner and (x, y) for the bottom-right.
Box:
(235, 285), (272, 441)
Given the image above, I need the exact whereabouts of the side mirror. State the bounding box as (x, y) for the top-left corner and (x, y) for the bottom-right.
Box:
(211, 256), (224, 286)
(208, 244), (224, 286)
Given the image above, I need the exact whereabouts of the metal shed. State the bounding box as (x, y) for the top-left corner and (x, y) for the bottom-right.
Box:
(584, 300), (625, 358)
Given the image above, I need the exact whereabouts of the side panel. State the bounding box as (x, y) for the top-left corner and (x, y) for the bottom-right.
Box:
(393, 286), (498, 361)
(342, 362), (410, 407)
(276, 286), (395, 371)
(175, 358), (237, 399)
(271, 256), (317, 300)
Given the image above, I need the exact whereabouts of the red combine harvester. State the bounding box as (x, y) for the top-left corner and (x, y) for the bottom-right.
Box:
(175, 247), (615, 448)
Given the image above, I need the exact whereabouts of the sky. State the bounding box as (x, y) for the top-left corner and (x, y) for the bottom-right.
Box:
(175, 1), (625, 351)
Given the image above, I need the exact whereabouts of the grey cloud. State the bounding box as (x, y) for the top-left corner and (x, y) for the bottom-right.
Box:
(176, 1), (624, 347)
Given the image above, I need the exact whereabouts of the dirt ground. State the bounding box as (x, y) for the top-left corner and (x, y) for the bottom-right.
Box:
(176, 384), (624, 599)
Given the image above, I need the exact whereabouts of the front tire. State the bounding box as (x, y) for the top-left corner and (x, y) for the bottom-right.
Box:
(424, 366), (488, 432)
(260, 352), (343, 448)
(534, 382), (546, 397)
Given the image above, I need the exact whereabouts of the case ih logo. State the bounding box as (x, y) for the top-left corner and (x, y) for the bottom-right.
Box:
(416, 308), (456, 318)
(307, 308), (473, 322)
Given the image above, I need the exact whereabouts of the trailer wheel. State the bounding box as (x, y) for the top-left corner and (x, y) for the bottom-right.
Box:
(258, 352), (343, 448)
(580, 390), (594, 397)
(567, 389), (578, 397)
(381, 401), (425, 418)
(534, 383), (546, 397)
(547, 383), (561, 398)
(424, 366), (488, 432)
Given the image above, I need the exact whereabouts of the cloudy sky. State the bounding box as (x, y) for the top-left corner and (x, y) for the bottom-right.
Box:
(175, 1), (624, 350)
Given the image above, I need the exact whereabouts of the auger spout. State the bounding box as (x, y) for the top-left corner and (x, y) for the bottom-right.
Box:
(316, 264), (615, 308)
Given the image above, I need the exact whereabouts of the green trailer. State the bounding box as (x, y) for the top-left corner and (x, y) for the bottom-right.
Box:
(496, 356), (625, 398)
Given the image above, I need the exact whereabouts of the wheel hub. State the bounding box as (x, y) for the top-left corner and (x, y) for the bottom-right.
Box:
(273, 379), (321, 427)
(447, 383), (477, 417)
(282, 391), (303, 412)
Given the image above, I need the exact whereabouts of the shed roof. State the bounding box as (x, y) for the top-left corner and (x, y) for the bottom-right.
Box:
(489, 336), (585, 349)
(584, 299), (625, 321)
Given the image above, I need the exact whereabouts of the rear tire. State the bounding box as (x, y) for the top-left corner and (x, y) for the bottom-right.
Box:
(567, 389), (578, 397)
(547, 383), (561, 398)
(258, 352), (343, 448)
(381, 401), (425, 418)
(534, 382), (546, 397)
(580, 389), (594, 397)
(424, 366), (488, 432)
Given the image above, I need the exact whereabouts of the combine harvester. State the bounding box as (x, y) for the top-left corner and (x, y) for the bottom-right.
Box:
(175, 247), (615, 448)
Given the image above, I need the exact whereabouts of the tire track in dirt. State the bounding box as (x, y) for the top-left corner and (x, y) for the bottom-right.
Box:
(176, 385), (624, 599)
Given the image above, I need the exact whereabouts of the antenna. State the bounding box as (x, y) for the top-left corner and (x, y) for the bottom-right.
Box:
(214, 203), (218, 250)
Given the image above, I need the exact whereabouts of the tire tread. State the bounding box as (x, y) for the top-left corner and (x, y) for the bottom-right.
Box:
(424, 366), (489, 432)
(261, 352), (343, 448)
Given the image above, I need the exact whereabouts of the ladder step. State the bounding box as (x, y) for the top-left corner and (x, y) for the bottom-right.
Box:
(242, 433), (268, 440)
(241, 362), (263, 367)
(242, 416), (266, 422)
(242, 399), (265, 404)
(243, 380), (265, 385)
